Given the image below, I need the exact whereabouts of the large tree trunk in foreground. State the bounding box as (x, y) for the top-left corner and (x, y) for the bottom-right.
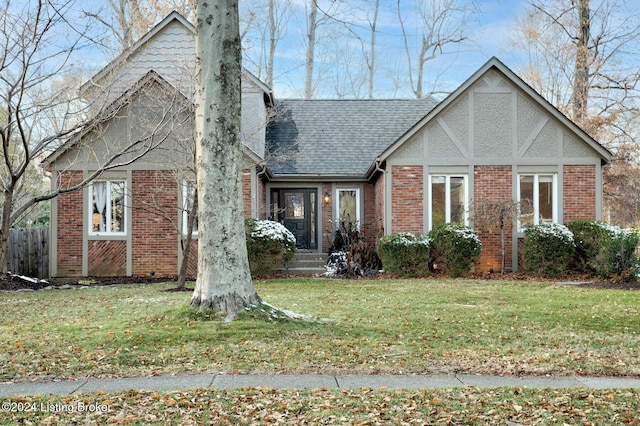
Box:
(190, 0), (261, 321)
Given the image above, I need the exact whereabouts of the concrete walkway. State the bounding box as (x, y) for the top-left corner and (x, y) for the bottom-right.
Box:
(2, 374), (640, 397)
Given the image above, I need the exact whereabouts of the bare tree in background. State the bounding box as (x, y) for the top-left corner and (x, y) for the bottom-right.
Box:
(0, 0), (90, 273)
(397, 0), (477, 98)
(0, 0), (191, 274)
(305, 0), (319, 99)
(512, 0), (640, 226)
(85, 0), (197, 51)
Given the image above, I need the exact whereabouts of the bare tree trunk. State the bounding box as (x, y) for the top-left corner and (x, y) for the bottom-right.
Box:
(304, 0), (318, 99)
(572, 0), (590, 126)
(190, 0), (261, 322)
(177, 190), (197, 289)
(367, 0), (379, 99)
(0, 185), (14, 274)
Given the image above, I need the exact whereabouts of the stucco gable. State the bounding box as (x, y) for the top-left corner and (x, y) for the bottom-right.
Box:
(378, 57), (612, 166)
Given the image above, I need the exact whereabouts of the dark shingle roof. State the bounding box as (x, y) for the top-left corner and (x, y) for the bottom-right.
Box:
(266, 98), (439, 177)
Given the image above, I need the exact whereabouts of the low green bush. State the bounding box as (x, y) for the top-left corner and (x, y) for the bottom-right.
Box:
(568, 220), (639, 281)
(246, 219), (296, 277)
(523, 223), (575, 278)
(428, 223), (482, 278)
(376, 232), (431, 277)
(568, 220), (610, 274)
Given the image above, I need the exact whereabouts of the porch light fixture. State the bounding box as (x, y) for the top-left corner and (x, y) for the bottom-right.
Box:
(323, 191), (331, 204)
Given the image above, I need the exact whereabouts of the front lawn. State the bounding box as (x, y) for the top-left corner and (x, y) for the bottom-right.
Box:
(2, 278), (639, 381)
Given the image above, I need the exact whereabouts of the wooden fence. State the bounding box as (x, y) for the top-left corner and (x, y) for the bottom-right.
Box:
(7, 227), (49, 279)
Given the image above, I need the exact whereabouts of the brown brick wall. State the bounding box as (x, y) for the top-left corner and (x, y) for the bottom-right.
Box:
(55, 171), (84, 276)
(473, 166), (513, 273)
(131, 170), (179, 276)
(391, 166), (424, 234)
(374, 173), (385, 240)
(88, 240), (126, 276)
(242, 168), (253, 219)
(563, 165), (596, 222)
(362, 182), (377, 245)
(53, 167), (259, 278)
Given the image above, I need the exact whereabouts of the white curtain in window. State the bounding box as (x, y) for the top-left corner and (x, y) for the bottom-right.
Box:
(94, 181), (107, 231)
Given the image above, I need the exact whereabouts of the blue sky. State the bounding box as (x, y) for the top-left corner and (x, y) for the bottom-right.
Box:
(240, 0), (532, 99)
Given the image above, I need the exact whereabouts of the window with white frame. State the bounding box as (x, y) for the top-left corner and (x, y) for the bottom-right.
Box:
(182, 181), (198, 236)
(429, 175), (468, 229)
(89, 180), (126, 235)
(517, 174), (557, 230)
(336, 188), (360, 226)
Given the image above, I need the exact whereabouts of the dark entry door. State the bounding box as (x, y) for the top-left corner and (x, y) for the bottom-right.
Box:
(270, 189), (317, 250)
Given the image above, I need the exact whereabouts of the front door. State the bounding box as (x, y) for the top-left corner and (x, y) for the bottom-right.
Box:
(270, 189), (317, 250)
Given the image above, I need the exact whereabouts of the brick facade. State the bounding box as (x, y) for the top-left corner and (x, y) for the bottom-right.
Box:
(55, 171), (84, 276)
(54, 167), (262, 278)
(131, 170), (179, 276)
(391, 165), (424, 234)
(473, 166), (513, 273)
(563, 165), (596, 222)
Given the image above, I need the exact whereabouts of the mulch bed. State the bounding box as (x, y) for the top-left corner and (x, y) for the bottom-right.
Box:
(0, 274), (188, 292)
(1, 272), (639, 292)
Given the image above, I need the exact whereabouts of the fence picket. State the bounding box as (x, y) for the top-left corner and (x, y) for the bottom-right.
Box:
(6, 227), (49, 279)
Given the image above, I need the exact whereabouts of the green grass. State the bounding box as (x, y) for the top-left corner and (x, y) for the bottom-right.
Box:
(1, 278), (639, 382)
(2, 388), (639, 425)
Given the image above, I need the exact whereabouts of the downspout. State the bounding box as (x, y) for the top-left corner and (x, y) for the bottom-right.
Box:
(255, 163), (269, 219)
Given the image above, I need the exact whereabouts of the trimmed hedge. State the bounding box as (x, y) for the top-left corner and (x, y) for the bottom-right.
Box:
(246, 219), (296, 277)
(523, 223), (575, 278)
(429, 223), (482, 278)
(376, 232), (431, 276)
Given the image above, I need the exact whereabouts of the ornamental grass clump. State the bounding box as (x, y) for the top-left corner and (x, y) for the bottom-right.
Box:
(569, 220), (640, 281)
(523, 223), (575, 278)
(428, 223), (482, 277)
(376, 232), (431, 276)
(246, 219), (296, 277)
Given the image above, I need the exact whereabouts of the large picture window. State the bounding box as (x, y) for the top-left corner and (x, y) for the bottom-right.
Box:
(89, 180), (126, 235)
(429, 175), (468, 229)
(518, 174), (557, 230)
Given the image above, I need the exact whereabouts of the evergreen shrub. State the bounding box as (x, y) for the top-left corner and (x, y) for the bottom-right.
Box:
(523, 223), (575, 278)
(246, 219), (296, 277)
(428, 223), (482, 277)
(376, 232), (431, 276)
(569, 220), (639, 280)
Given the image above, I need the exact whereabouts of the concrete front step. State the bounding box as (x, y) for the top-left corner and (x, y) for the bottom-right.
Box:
(275, 251), (328, 276)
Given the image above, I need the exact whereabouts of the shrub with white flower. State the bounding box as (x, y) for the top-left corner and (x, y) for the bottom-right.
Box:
(246, 219), (296, 277)
(376, 232), (431, 276)
(428, 223), (482, 277)
(523, 223), (575, 278)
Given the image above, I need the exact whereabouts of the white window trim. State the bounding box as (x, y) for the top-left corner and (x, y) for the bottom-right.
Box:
(517, 173), (558, 231)
(335, 188), (361, 226)
(88, 180), (127, 236)
(428, 174), (469, 231)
